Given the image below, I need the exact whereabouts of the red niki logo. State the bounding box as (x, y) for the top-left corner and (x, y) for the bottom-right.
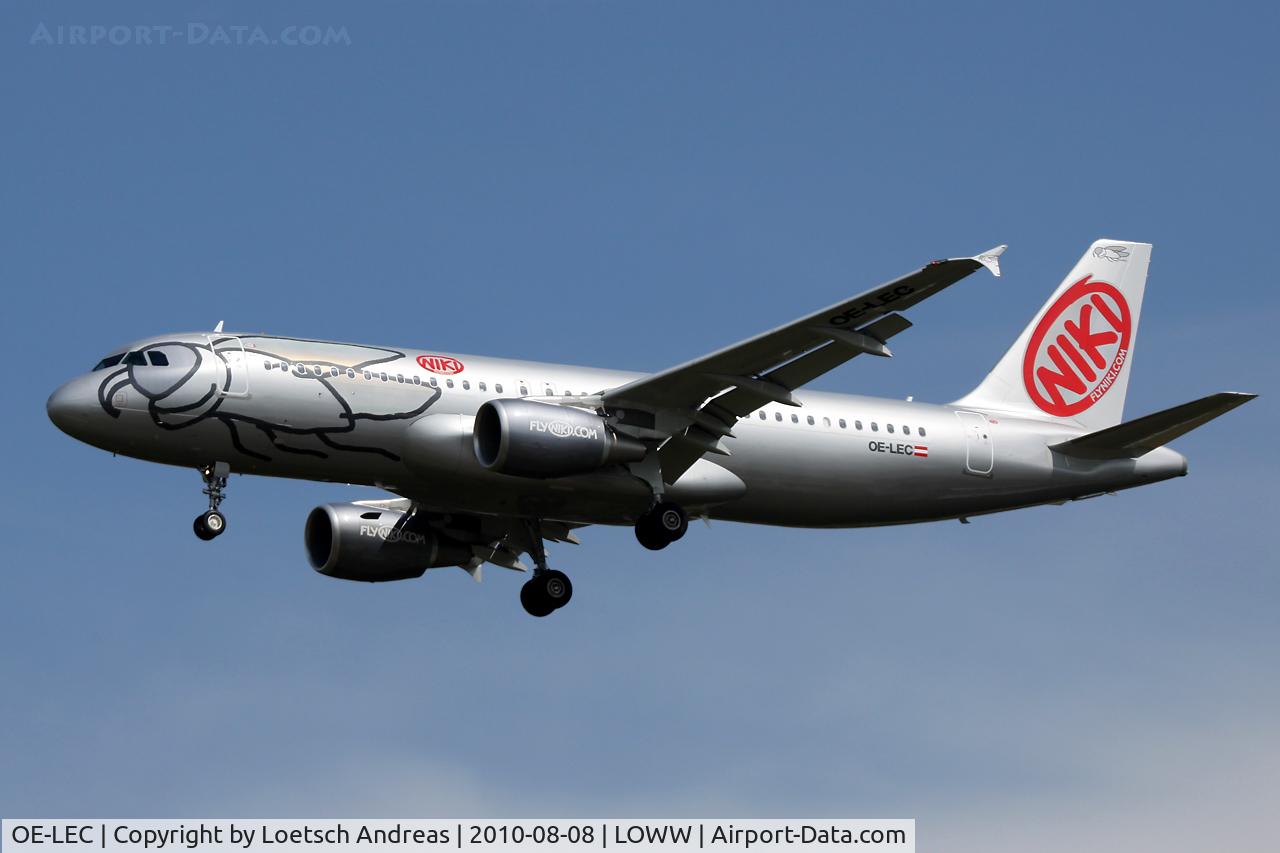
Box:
(416, 355), (465, 375)
(1022, 276), (1131, 417)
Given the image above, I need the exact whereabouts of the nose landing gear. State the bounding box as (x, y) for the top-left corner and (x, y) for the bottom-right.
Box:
(193, 462), (230, 541)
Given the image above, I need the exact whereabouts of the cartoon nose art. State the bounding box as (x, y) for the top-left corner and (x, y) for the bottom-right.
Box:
(127, 343), (226, 421)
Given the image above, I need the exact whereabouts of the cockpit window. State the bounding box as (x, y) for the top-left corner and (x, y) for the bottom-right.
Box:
(124, 351), (147, 366)
(148, 352), (170, 367)
(93, 353), (125, 371)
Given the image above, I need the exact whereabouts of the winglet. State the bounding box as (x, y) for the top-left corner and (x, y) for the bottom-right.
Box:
(972, 245), (1006, 278)
(213, 320), (225, 333)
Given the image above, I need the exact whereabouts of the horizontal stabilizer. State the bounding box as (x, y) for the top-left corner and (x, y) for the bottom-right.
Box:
(1050, 392), (1256, 459)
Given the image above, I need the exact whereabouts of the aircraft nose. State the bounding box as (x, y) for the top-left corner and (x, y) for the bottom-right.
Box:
(47, 376), (98, 436)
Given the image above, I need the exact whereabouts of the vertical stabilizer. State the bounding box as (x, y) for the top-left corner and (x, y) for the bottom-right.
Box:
(954, 239), (1151, 431)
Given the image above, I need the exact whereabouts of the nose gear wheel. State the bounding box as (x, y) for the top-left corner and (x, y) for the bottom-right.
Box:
(193, 463), (230, 540)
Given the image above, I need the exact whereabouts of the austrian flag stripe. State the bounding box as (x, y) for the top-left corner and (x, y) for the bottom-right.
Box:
(866, 440), (930, 459)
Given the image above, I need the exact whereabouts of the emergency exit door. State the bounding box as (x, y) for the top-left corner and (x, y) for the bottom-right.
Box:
(955, 410), (994, 476)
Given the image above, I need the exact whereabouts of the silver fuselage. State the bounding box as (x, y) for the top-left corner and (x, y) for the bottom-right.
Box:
(47, 332), (1187, 527)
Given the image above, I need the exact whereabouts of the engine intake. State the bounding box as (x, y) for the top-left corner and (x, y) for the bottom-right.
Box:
(473, 399), (646, 478)
(305, 503), (471, 582)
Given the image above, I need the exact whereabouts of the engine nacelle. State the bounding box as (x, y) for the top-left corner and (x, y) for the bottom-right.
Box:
(304, 503), (472, 582)
(473, 399), (647, 478)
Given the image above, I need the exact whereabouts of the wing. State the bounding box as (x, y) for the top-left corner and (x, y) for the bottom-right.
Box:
(601, 245), (1006, 482)
(354, 498), (585, 581)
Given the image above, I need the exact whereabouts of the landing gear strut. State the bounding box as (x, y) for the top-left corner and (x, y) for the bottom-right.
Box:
(193, 462), (230, 541)
(634, 500), (688, 551)
(519, 519), (573, 617)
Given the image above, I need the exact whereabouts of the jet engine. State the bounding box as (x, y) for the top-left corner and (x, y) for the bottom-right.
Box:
(473, 399), (647, 478)
(304, 503), (472, 582)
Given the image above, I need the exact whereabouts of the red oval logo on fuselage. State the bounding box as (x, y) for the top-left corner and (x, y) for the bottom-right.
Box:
(1022, 276), (1131, 417)
(416, 355), (464, 375)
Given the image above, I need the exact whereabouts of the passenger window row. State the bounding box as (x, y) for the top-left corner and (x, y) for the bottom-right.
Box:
(755, 408), (926, 437)
(264, 361), (601, 398)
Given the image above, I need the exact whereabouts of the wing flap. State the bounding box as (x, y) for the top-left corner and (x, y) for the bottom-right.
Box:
(657, 313), (917, 482)
(708, 313), (914, 419)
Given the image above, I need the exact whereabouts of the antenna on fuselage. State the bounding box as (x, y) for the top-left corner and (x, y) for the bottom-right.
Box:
(213, 320), (225, 333)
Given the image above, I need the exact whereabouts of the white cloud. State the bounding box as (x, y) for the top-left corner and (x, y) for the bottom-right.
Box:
(931, 701), (1280, 853)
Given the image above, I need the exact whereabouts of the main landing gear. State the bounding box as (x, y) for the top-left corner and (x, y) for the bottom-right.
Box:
(634, 500), (688, 551)
(193, 462), (230, 541)
(519, 519), (574, 618)
(520, 570), (573, 618)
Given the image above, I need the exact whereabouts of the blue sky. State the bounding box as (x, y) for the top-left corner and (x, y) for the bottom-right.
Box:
(1, 1), (1276, 849)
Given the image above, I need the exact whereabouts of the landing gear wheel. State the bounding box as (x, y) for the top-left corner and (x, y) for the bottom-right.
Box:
(635, 515), (669, 551)
(542, 570), (573, 608)
(654, 501), (688, 541)
(520, 578), (555, 618)
(520, 571), (574, 617)
(194, 510), (226, 541)
(203, 510), (226, 536)
(635, 501), (687, 550)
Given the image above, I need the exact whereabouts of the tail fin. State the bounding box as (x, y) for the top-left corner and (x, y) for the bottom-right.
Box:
(955, 239), (1151, 430)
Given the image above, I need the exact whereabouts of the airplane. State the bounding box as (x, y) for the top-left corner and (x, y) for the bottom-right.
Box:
(47, 239), (1255, 616)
